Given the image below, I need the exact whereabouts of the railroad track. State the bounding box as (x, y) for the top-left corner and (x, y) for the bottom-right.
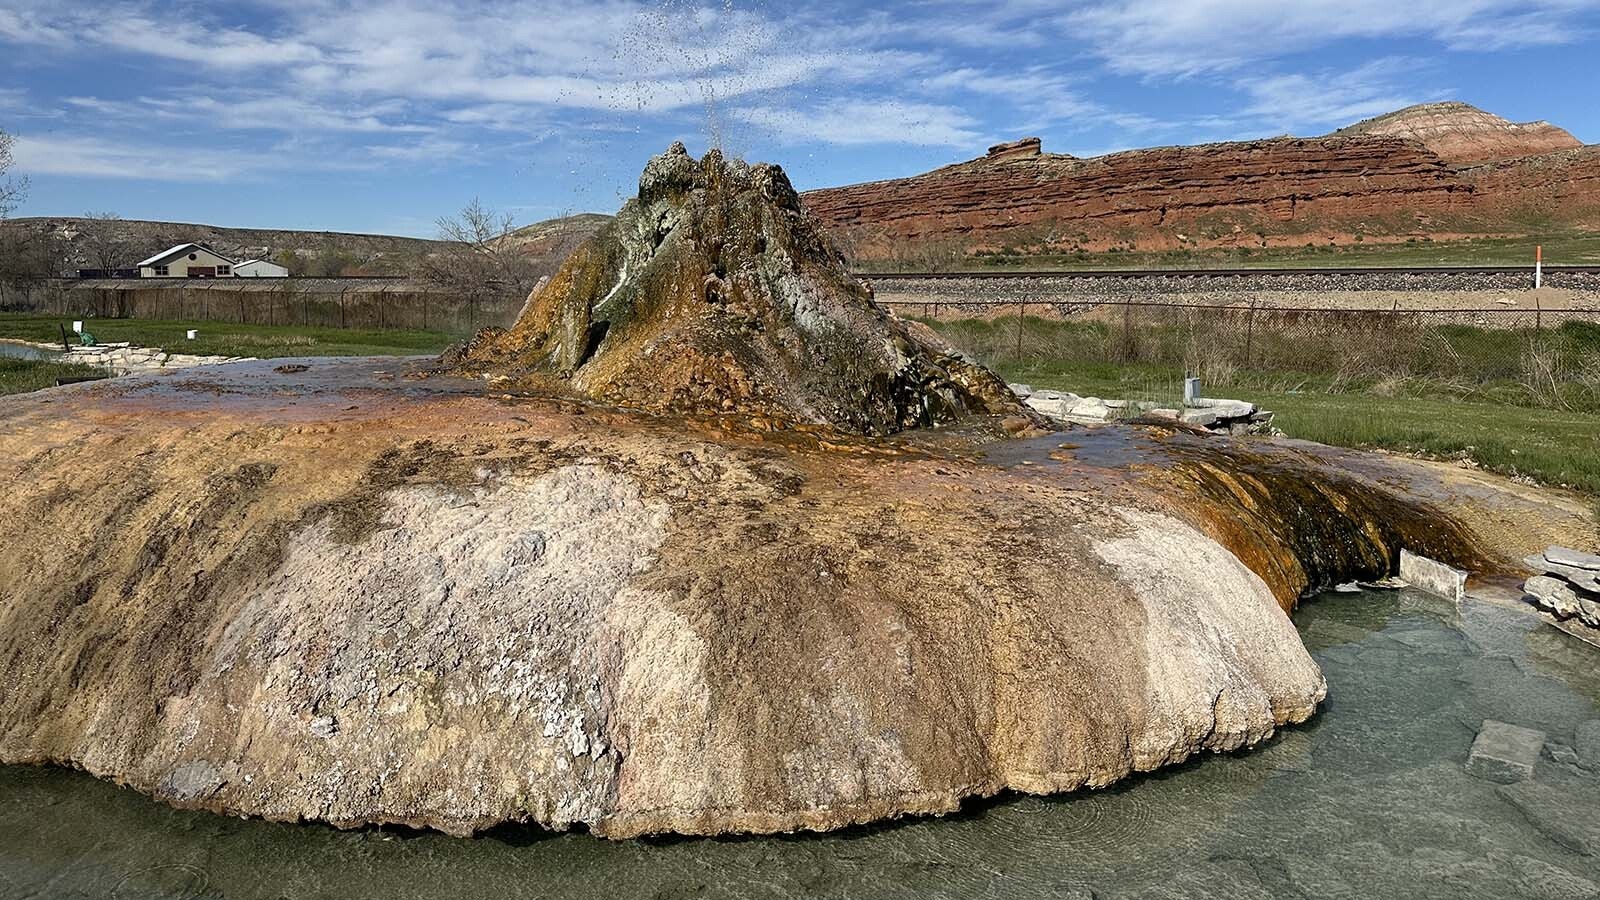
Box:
(857, 265), (1600, 279)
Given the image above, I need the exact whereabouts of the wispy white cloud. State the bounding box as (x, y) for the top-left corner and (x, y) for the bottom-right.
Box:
(735, 100), (983, 147)
(1061, 0), (1600, 77)
(3, 0), (1597, 197)
(9, 133), (379, 180)
(1235, 58), (1449, 132)
(10, 134), (275, 180)
(66, 94), (433, 133)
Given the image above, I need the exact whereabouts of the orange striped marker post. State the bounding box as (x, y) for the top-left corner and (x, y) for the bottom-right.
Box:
(1536, 244), (1543, 289)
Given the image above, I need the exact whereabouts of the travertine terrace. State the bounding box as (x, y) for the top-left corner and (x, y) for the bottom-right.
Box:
(0, 147), (1505, 840)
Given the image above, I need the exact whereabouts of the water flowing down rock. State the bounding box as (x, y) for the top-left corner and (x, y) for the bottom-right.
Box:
(445, 143), (1025, 435)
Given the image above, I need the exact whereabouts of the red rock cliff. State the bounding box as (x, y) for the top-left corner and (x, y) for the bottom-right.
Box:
(801, 103), (1594, 256)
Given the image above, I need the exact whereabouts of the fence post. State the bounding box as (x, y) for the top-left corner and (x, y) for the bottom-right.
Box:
(339, 286), (348, 329)
(1120, 302), (1133, 362)
(1244, 299), (1256, 368)
(1535, 292), (1543, 333)
(1015, 301), (1026, 360)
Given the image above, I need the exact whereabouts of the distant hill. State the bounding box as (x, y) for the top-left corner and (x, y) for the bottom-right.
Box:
(1333, 101), (1581, 165)
(0, 213), (611, 277)
(801, 102), (1599, 263)
(1, 217), (444, 274)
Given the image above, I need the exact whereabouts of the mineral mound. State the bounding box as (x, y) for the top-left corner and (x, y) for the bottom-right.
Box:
(447, 142), (1022, 435)
(0, 146), (1501, 842)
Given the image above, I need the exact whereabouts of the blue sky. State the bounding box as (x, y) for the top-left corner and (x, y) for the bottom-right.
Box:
(2, 0), (1597, 236)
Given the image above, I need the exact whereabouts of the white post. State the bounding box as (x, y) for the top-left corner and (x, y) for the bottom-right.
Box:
(1535, 245), (1543, 290)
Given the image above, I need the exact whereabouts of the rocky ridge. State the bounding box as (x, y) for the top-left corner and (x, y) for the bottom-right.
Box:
(802, 103), (1597, 258)
(1335, 102), (1581, 165)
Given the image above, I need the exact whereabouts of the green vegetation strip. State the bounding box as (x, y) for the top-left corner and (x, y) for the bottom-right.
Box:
(0, 314), (464, 360)
(931, 315), (1600, 496)
(0, 358), (106, 397)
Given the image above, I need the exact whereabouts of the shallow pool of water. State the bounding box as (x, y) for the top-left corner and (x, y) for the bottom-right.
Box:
(4, 588), (1598, 899)
(0, 342), (60, 362)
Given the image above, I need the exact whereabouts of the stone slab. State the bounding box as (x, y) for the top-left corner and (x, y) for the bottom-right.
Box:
(1465, 720), (1547, 783)
(1190, 398), (1256, 418)
(1399, 549), (1468, 605)
(1546, 546), (1600, 572)
(1524, 555), (1600, 592)
(1528, 575), (1600, 627)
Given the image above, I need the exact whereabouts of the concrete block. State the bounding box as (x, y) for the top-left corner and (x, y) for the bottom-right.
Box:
(1399, 549), (1467, 605)
(1466, 720), (1546, 783)
(1183, 377), (1201, 405)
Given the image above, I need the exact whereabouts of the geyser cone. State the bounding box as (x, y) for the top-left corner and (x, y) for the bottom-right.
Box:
(447, 143), (1025, 434)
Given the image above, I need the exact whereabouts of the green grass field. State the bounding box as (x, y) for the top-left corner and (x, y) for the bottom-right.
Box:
(0, 357), (107, 396)
(0, 314), (465, 360)
(1000, 359), (1600, 494)
(935, 316), (1600, 495)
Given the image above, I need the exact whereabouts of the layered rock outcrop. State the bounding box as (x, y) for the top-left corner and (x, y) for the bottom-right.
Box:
(1335, 102), (1581, 165)
(447, 143), (1022, 435)
(802, 103), (1595, 258)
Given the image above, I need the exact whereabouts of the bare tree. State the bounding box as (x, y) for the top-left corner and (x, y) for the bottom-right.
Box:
(0, 127), (24, 219)
(74, 213), (143, 314)
(77, 212), (138, 271)
(415, 199), (545, 328)
(0, 128), (47, 309)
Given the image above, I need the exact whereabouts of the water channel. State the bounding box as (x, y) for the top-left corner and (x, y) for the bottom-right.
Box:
(3, 588), (1596, 899)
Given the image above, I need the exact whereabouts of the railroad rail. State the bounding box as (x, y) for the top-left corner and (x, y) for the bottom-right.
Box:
(856, 265), (1600, 279)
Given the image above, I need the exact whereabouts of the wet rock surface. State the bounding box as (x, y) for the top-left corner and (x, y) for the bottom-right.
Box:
(0, 355), (1505, 839)
(0, 147), (1528, 843)
(1465, 720), (1546, 783)
(1524, 546), (1600, 630)
(7, 588), (1600, 899)
(446, 143), (1024, 436)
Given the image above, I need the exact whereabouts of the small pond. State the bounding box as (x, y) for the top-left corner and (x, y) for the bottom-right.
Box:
(0, 341), (61, 361)
(3, 588), (1597, 899)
